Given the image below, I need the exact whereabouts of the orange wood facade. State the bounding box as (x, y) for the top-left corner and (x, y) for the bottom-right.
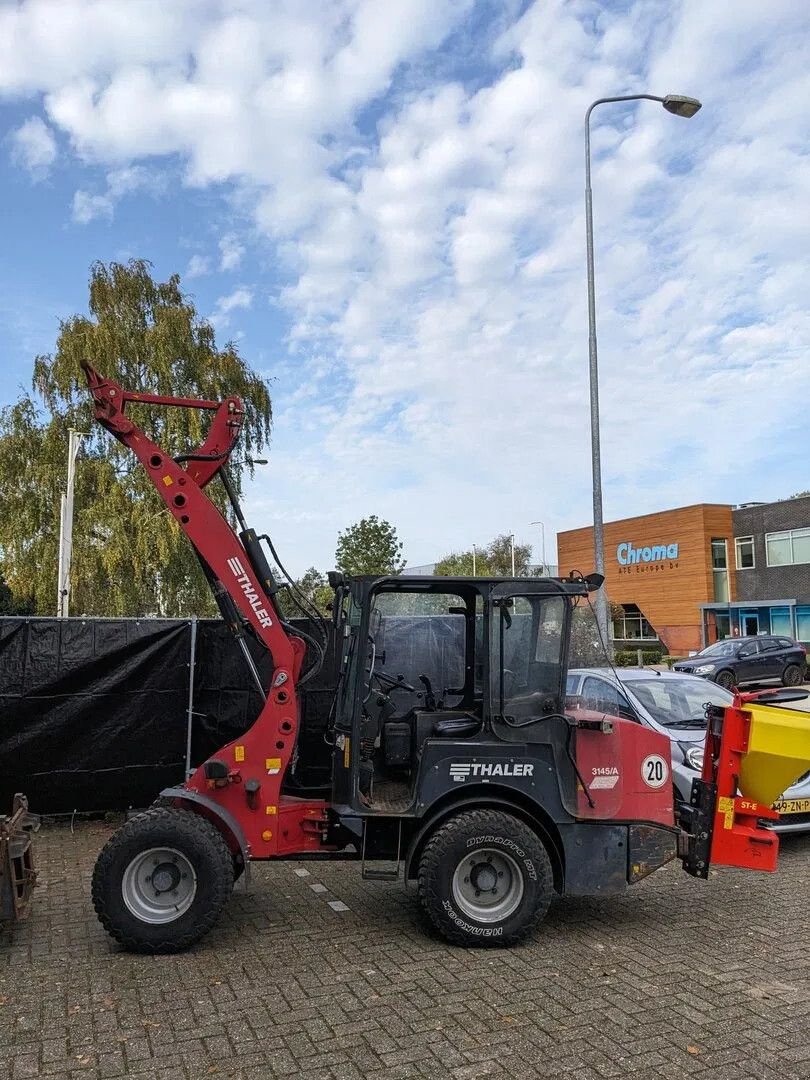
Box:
(557, 504), (735, 654)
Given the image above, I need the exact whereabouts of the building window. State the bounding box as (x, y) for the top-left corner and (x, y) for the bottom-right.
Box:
(766, 528), (810, 567)
(735, 536), (755, 569)
(796, 606), (810, 644)
(711, 539), (729, 603)
(611, 604), (658, 641)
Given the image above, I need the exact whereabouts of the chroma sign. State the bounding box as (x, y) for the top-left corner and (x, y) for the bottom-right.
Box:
(616, 541), (679, 565)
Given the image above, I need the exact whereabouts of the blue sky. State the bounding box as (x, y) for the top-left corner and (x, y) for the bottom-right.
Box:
(1, 0), (809, 574)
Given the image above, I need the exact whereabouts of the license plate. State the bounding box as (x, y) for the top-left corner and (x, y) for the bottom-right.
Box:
(773, 798), (810, 815)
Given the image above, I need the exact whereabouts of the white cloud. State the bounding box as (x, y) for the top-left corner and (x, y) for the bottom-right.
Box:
(2, 0), (809, 572)
(211, 286), (253, 329)
(218, 235), (244, 272)
(71, 164), (157, 224)
(185, 254), (210, 279)
(9, 115), (57, 176)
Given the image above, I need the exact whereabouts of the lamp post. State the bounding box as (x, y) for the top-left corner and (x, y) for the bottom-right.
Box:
(510, 534), (516, 578)
(56, 428), (88, 617)
(529, 520), (546, 575)
(585, 92), (701, 647)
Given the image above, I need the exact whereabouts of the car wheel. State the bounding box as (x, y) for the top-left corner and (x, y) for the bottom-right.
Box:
(417, 809), (554, 947)
(715, 669), (735, 691)
(782, 663), (804, 687)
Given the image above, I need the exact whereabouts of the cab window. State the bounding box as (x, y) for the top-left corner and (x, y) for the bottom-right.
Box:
(580, 676), (634, 719)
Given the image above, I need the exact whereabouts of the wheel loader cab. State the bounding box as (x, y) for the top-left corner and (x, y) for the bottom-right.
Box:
(329, 575), (574, 816)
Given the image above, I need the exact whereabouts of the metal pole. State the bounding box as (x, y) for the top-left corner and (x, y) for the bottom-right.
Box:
(529, 520), (546, 575)
(56, 429), (86, 617)
(472, 545), (477, 576)
(510, 534), (516, 577)
(185, 615), (198, 779)
(585, 94), (672, 650)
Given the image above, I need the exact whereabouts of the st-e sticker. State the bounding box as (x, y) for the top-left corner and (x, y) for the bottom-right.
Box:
(641, 753), (669, 789)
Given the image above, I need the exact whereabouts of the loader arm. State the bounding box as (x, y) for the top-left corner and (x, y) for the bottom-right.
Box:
(82, 363), (331, 860)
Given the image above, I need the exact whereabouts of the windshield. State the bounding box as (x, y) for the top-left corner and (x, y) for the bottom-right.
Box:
(623, 677), (733, 728)
(696, 640), (736, 658)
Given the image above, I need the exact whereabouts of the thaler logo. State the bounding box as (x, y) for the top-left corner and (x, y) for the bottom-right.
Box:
(227, 556), (274, 628)
(449, 762), (534, 783)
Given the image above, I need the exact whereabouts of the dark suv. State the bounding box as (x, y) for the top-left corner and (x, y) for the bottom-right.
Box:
(674, 636), (806, 689)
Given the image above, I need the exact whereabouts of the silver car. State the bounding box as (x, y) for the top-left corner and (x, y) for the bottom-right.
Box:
(566, 668), (810, 834)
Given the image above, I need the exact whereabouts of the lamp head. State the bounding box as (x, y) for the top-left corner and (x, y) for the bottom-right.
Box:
(662, 94), (702, 118)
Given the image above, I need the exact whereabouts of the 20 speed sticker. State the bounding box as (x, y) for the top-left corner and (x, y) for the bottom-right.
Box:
(641, 753), (669, 789)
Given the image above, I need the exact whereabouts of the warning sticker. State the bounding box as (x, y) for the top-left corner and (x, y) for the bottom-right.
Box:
(641, 754), (669, 789)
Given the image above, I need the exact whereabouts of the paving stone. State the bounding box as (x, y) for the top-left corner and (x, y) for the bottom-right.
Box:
(1, 822), (809, 1080)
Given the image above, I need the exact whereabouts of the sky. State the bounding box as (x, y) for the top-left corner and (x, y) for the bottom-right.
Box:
(1, 0), (808, 576)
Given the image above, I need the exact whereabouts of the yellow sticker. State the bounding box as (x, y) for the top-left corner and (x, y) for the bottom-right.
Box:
(234, 745), (245, 763)
(718, 795), (735, 830)
(162, 475), (173, 487)
(265, 805), (277, 815)
(265, 757), (281, 775)
(343, 736), (351, 769)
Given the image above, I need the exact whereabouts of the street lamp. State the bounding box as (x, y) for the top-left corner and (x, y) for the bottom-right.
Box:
(529, 520), (546, 575)
(584, 91), (702, 647)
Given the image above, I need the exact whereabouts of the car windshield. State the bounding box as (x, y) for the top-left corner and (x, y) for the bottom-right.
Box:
(695, 640), (737, 658)
(623, 678), (733, 728)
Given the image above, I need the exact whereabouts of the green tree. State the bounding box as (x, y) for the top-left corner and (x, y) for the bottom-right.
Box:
(335, 515), (405, 576)
(0, 259), (271, 616)
(0, 574), (34, 615)
(435, 533), (533, 577)
(276, 567), (334, 619)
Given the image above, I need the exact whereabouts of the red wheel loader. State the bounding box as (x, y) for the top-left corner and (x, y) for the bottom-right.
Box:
(82, 365), (810, 952)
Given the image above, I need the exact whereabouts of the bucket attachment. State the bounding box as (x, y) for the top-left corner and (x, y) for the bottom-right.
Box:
(680, 689), (810, 878)
(0, 794), (39, 923)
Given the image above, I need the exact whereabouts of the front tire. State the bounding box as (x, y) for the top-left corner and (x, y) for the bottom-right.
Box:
(782, 663), (804, 687)
(92, 807), (234, 953)
(417, 809), (553, 946)
(715, 669), (735, 690)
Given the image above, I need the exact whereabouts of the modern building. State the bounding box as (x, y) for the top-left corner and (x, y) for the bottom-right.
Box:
(557, 495), (810, 654)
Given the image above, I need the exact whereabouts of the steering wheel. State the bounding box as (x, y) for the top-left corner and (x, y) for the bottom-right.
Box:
(373, 670), (416, 693)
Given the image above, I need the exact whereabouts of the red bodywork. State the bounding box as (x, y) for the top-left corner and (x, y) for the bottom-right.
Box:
(699, 693), (779, 872)
(83, 364), (332, 860)
(572, 709), (675, 827)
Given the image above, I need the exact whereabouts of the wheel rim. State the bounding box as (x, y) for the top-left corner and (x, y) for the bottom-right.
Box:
(785, 666), (801, 686)
(451, 847), (524, 924)
(717, 671), (734, 689)
(121, 847), (197, 925)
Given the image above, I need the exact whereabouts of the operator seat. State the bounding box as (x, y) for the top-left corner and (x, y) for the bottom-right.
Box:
(432, 712), (481, 738)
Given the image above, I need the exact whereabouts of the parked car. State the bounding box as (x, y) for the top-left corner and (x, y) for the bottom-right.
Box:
(567, 667), (810, 833)
(673, 635), (806, 690)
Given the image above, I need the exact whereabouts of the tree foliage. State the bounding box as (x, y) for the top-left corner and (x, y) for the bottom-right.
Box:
(435, 533), (533, 577)
(0, 574), (34, 615)
(335, 515), (405, 576)
(276, 567), (334, 619)
(0, 260), (272, 616)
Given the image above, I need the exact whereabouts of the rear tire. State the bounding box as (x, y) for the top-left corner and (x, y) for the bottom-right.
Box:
(417, 809), (553, 946)
(715, 669), (735, 690)
(782, 663), (804, 687)
(92, 807), (234, 953)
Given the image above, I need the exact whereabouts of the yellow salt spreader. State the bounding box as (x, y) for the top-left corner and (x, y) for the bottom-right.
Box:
(680, 687), (810, 877)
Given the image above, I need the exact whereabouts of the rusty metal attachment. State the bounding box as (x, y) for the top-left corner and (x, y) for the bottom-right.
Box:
(0, 794), (39, 923)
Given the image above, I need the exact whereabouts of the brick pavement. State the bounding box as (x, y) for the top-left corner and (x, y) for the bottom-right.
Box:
(1, 821), (809, 1080)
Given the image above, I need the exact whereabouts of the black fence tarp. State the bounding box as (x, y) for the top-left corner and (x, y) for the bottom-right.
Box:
(0, 617), (337, 814)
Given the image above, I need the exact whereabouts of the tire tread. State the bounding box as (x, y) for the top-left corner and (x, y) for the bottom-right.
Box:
(92, 806), (233, 954)
(417, 808), (552, 947)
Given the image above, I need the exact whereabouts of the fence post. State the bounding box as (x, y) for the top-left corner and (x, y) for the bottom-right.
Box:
(637, 647), (643, 668)
(185, 616), (198, 779)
